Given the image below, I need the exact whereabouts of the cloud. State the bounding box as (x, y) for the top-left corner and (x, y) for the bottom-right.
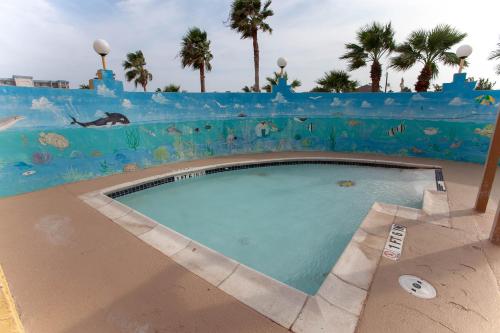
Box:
(255, 103), (264, 109)
(411, 94), (426, 101)
(449, 97), (468, 106)
(234, 103), (244, 109)
(31, 97), (58, 112)
(1, 1), (497, 92)
(121, 99), (132, 108)
(271, 92), (288, 104)
(361, 101), (372, 108)
(94, 110), (105, 118)
(384, 98), (397, 106)
(152, 93), (169, 104)
(96, 84), (116, 97)
(331, 98), (342, 107)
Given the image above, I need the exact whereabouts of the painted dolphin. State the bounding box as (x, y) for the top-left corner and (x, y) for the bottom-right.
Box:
(70, 112), (130, 127)
(0, 116), (25, 131)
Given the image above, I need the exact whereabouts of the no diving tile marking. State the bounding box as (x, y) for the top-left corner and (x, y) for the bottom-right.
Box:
(383, 224), (407, 261)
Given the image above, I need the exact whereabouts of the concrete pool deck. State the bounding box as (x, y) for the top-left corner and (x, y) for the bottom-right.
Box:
(0, 151), (499, 332)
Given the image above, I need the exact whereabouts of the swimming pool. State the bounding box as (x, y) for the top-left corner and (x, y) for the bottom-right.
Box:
(115, 162), (437, 294)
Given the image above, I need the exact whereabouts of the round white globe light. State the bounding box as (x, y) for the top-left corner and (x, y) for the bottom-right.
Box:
(456, 44), (472, 59)
(93, 39), (111, 56)
(277, 57), (287, 68)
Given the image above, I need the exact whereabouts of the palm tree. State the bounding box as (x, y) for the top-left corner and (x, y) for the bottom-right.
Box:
(156, 84), (181, 92)
(312, 70), (358, 93)
(390, 25), (466, 92)
(180, 27), (213, 93)
(262, 72), (301, 92)
(489, 40), (500, 75)
(340, 22), (395, 92)
(242, 85), (253, 92)
(229, 0), (273, 92)
(475, 78), (496, 90)
(122, 50), (153, 92)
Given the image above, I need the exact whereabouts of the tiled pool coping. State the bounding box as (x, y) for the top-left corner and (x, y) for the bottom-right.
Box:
(79, 157), (450, 332)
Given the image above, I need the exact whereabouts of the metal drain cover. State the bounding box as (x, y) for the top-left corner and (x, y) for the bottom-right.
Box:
(399, 275), (436, 299)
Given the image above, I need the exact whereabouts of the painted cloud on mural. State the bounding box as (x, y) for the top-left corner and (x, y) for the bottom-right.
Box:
(96, 84), (116, 98)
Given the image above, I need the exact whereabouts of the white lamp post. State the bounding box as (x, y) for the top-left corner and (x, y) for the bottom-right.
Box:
(93, 39), (111, 70)
(277, 57), (287, 77)
(456, 44), (472, 73)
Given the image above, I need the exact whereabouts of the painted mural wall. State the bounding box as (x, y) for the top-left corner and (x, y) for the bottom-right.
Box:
(0, 70), (498, 197)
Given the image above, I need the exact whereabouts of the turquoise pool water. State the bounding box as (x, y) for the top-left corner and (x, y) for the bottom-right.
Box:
(117, 164), (436, 294)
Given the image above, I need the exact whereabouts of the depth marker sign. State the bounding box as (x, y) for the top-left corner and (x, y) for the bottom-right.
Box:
(383, 224), (407, 261)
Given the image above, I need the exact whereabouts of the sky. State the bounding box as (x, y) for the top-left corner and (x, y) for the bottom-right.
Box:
(0, 0), (499, 92)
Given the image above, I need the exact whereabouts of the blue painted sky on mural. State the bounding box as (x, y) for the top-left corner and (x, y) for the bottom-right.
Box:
(0, 0), (499, 92)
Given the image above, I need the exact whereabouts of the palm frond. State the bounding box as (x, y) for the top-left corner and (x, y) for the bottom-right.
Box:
(180, 27), (213, 72)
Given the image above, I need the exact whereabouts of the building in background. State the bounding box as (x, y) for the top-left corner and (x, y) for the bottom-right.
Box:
(0, 75), (69, 89)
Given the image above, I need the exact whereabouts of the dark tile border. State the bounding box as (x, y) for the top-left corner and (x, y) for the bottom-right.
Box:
(435, 169), (446, 192)
(107, 160), (445, 199)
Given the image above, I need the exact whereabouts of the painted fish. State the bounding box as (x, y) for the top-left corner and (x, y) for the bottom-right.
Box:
(204, 124), (212, 130)
(38, 132), (69, 149)
(387, 123), (406, 137)
(347, 120), (360, 127)
(69, 150), (83, 159)
(0, 116), (25, 131)
(140, 126), (156, 137)
(215, 101), (229, 109)
(269, 123), (280, 132)
(411, 147), (424, 154)
(423, 127), (438, 136)
(90, 150), (102, 157)
(474, 124), (494, 138)
(70, 112), (130, 127)
(194, 128), (200, 133)
(450, 141), (462, 149)
(294, 117), (307, 123)
(307, 123), (314, 133)
(22, 170), (36, 176)
(475, 95), (496, 106)
(238, 113), (247, 118)
(166, 126), (182, 135)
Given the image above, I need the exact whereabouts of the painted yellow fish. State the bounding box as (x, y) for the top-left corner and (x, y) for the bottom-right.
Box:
(474, 124), (494, 138)
(475, 95), (496, 106)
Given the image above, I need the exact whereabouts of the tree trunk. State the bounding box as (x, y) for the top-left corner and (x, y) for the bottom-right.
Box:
(252, 30), (260, 92)
(143, 83), (147, 92)
(370, 60), (382, 92)
(200, 62), (206, 93)
(415, 64), (432, 92)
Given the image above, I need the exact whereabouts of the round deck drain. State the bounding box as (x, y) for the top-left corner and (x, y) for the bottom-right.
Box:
(398, 275), (436, 299)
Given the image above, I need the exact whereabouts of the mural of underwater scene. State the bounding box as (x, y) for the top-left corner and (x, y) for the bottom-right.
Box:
(0, 71), (499, 197)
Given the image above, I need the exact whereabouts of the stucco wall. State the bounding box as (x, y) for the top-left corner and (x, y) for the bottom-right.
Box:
(0, 70), (498, 197)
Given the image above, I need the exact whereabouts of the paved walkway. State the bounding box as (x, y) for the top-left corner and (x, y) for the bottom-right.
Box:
(0, 152), (499, 332)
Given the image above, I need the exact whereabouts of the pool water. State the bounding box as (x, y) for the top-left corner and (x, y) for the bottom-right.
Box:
(117, 164), (436, 294)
